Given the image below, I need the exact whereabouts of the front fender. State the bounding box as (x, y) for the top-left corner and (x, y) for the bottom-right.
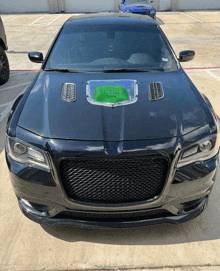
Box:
(6, 71), (41, 137)
(6, 94), (24, 130)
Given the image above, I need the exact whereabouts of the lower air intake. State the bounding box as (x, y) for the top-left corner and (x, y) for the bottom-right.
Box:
(59, 157), (169, 204)
(55, 209), (172, 222)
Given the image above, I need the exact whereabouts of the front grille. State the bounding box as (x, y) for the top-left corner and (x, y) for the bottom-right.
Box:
(59, 157), (169, 204)
(55, 209), (172, 222)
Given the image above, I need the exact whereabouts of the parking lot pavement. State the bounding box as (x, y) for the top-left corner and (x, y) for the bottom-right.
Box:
(185, 69), (220, 118)
(130, 268), (220, 271)
(0, 11), (220, 271)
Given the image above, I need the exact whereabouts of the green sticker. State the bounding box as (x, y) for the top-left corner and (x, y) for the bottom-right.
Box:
(93, 85), (129, 104)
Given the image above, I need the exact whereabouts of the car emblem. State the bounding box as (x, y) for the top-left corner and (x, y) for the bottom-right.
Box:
(86, 80), (138, 108)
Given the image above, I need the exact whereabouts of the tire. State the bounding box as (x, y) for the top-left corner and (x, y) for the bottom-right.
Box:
(0, 46), (10, 85)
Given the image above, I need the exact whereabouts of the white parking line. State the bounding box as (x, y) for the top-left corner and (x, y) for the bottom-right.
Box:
(182, 12), (203, 23)
(206, 70), (220, 82)
(157, 12), (180, 15)
(47, 14), (63, 26)
(29, 14), (48, 26)
(0, 82), (32, 92)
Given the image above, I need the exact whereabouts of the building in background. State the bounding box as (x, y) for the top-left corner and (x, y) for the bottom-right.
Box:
(0, 0), (219, 13)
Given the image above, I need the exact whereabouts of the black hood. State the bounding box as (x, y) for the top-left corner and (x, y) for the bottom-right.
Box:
(18, 69), (208, 141)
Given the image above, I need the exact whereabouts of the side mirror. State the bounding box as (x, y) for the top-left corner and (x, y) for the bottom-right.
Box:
(28, 52), (44, 63)
(179, 50), (195, 62)
(150, 1), (154, 3)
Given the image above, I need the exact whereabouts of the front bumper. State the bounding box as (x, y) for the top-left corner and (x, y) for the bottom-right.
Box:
(6, 127), (219, 228)
(18, 196), (208, 228)
(8, 151), (218, 228)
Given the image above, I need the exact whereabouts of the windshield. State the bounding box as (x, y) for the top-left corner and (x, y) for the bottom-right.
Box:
(125, 0), (151, 4)
(45, 24), (177, 72)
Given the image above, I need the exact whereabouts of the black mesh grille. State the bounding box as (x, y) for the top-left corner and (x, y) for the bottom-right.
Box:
(55, 209), (172, 222)
(59, 157), (168, 204)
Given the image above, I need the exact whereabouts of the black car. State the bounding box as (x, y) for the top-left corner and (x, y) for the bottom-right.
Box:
(0, 16), (9, 85)
(5, 13), (219, 228)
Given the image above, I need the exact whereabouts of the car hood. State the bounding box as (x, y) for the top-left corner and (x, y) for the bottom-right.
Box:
(18, 69), (208, 141)
(123, 4), (153, 12)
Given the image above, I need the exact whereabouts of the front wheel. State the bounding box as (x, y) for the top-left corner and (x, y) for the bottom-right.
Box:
(0, 46), (10, 85)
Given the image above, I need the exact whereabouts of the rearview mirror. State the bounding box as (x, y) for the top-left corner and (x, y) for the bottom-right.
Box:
(28, 52), (44, 63)
(179, 50), (195, 62)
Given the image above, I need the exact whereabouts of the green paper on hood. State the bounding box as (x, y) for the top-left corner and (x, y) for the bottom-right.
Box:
(93, 85), (129, 103)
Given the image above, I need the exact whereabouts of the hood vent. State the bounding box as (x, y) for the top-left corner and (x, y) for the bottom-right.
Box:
(149, 82), (164, 101)
(61, 83), (76, 102)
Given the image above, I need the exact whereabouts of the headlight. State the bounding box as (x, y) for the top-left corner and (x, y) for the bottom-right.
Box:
(125, 10), (130, 13)
(150, 10), (155, 14)
(5, 135), (51, 170)
(177, 134), (219, 168)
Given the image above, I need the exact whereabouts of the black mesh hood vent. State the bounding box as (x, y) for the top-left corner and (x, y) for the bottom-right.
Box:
(149, 82), (164, 101)
(61, 83), (76, 102)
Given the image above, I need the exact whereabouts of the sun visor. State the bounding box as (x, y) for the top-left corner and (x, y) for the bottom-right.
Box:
(86, 80), (138, 108)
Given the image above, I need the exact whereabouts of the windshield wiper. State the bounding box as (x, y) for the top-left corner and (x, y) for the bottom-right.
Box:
(102, 68), (163, 73)
(44, 68), (85, 73)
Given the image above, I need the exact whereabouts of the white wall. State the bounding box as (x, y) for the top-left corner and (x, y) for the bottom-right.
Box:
(179, 0), (220, 10)
(48, 0), (65, 13)
(0, 0), (220, 13)
(159, 0), (171, 11)
(65, 0), (115, 12)
(0, 0), (50, 13)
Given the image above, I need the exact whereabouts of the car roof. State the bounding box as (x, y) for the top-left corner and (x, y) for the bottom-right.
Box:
(64, 12), (158, 27)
